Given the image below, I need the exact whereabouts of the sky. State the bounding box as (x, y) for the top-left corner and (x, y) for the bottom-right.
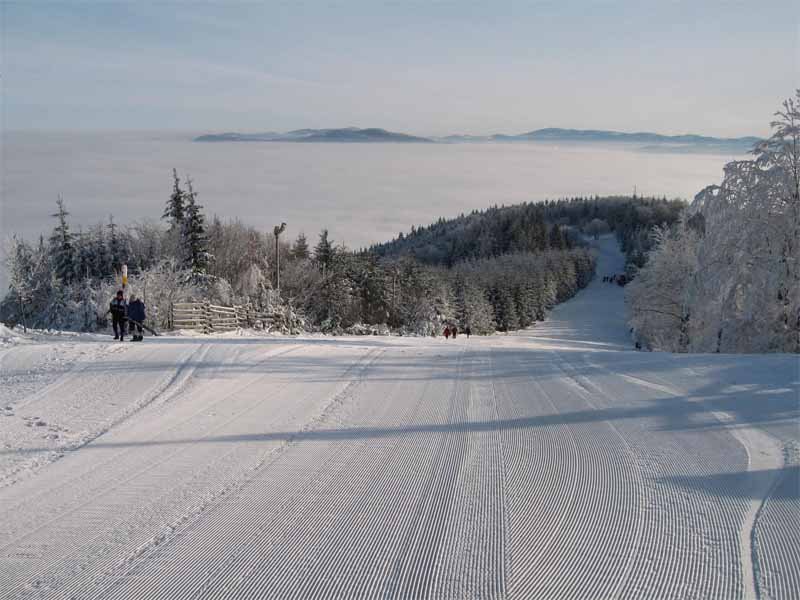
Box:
(2, 1), (799, 137)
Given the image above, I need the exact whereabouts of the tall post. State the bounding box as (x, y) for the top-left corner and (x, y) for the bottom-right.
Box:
(273, 222), (287, 294)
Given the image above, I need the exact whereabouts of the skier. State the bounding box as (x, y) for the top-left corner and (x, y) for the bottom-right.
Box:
(108, 290), (127, 341)
(451, 325), (458, 339)
(127, 294), (146, 342)
(465, 326), (471, 339)
(443, 326), (451, 340)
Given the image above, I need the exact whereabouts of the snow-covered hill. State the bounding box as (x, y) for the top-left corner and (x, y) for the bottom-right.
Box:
(0, 237), (797, 599)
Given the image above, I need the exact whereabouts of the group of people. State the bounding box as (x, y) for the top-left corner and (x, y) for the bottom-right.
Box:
(108, 289), (147, 342)
(443, 325), (471, 339)
(602, 274), (627, 286)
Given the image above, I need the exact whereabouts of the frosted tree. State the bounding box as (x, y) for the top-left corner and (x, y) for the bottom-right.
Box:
(754, 90), (800, 351)
(44, 272), (72, 331)
(163, 168), (185, 230)
(5, 237), (34, 330)
(181, 178), (212, 274)
(291, 232), (311, 260)
(454, 274), (495, 334)
(49, 196), (75, 284)
(626, 220), (699, 352)
(315, 229), (335, 274)
(627, 90), (799, 353)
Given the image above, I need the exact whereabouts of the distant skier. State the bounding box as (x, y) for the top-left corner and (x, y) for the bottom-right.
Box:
(465, 326), (471, 339)
(451, 325), (458, 339)
(443, 326), (451, 339)
(127, 294), (146, 342)
(108, 290), (127, 341)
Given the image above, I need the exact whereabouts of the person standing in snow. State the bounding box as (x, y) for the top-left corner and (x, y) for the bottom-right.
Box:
(443, 326), (451, 339)
(127, 294), (146, 342)
(465, 326), (471, 339)
(108, 290), (127, 341)
(451, 325), (458, 339)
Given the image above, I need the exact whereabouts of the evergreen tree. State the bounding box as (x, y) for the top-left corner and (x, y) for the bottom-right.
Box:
(163, 168), (185, 230)
(107, 214), (123, 274)
(182, 178), (212, 273)
(49, 196), (75, 284)
(292, 232), (311, 260)
(548, 224), (565, 250)
(44, 272), (71, 330)
(77, 277), (98, 331)
(454, 275), (495, 334)
(491, 284), (519, 332)
(6, 237), (34, 329)
(315, 229), (335, 273)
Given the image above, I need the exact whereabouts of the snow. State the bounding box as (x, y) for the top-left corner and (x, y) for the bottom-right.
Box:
(0, 237), (797, 599)
(0, 324), (27, 347)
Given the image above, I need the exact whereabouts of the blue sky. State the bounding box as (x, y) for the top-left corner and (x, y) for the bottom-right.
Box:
(2, 1), (798, 136)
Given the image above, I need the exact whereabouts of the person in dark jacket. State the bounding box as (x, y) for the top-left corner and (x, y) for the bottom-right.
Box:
(127, 294), (146, 341)
(465, 326), (471, 339)
(451, 325), (458, 339)
(109, 290), (127, 341)
(443, 326), (451, 339)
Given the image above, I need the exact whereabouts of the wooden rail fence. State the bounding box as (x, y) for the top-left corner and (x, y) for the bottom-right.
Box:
(170, 302), (276, 333)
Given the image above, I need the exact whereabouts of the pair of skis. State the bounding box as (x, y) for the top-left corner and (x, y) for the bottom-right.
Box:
(122, 319), (160, 337)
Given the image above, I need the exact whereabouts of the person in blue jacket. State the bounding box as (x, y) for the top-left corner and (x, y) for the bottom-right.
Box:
(127, 293), (146, 342)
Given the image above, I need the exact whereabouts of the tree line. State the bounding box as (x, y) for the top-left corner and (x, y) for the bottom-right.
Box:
(372, 193), (684, 275)
(2, 167), (682, 336)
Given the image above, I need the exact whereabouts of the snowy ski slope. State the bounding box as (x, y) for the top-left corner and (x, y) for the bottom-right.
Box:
(0, 237), (797, 599)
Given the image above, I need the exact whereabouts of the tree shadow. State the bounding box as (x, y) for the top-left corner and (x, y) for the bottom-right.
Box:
(657, 465), (799, 500)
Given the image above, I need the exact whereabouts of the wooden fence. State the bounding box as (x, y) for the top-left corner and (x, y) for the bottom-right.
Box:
(170, 302), (276, 333)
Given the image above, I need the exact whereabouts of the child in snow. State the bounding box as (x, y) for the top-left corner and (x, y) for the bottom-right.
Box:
(444, 326), (451, 339)
(127, 294), (146, 342)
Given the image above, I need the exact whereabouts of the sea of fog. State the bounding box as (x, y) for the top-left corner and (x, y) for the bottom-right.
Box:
(0, 130), (744, 292)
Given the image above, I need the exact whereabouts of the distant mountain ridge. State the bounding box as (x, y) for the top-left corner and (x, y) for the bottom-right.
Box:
(195, 127), (432, 143)
(195, 127), (760, 152)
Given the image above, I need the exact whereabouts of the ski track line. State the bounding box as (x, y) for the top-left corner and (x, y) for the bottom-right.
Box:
(235, 348), (423, 600)
(70, 347), (387, 600)
(0, 344), (316, 550)
(0, 344), (321, 595)
(342, 348), (484, 600)
(550, 350), (646, 600)
(0, 344), (366, 596)
(381, 346), (469, 599)
(0, 343), (205, 491)
(495, 344), (645, 599)
(575, 356), (739, 599)
(493, 350), (582, 599)
(751, 442), (800, 600)
(132, 346), (477, 600)
(428, 348), (506, 600)
(0, 342), (210, 498)
(585, 356), (785, 599)
(279, 362), (433, 600)
(91, 346), (397, 599)
(675, 365), (788, 600)
(0, 343), (297, 514)
(9, 342), (131, 413)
